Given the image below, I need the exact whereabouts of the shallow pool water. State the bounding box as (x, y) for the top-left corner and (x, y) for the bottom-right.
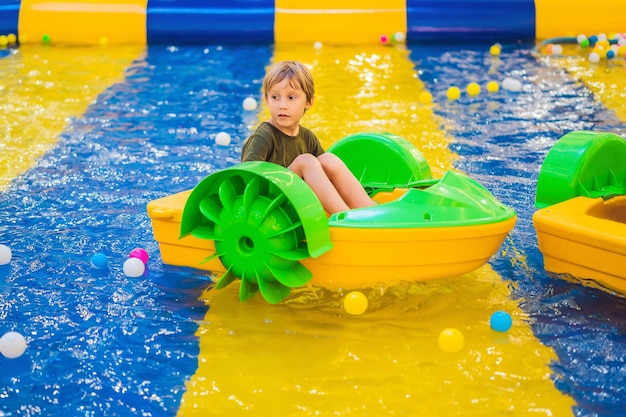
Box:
(0, 42), (625, 416)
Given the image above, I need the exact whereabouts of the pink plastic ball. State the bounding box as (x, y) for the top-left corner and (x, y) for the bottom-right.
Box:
(129, 247), (149, 265)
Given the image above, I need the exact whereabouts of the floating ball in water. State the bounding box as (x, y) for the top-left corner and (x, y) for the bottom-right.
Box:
(0, 35), (7, 47)
(380, 34), (390, 45)
(502, 77), (522, 92)
(487, 81), (499, 93)
(343, 291), (368, 315)
(551, 44), (563, 55)
(490, 310), (513, 332)
(313, 41), (323, 50)
(418, 91), (433, 104)
(215, 132), (231, 146)
(438, 328), (465, 353)
(392, 32), (406, 43)
(90, 253), (109, 270)
(466, 82), (481, 96)
(588, 52), (600, 63)
(446, 86), (461, 100)
(489, 44), (501, 56)
(0, 331), (27, 359)
(129, 247), (149, 265)
(123, 257), (145, 277)
(242, 97), (258, 111)
(7, 33), (17, 44)
(0, 244), (12, 265)
(606, 49), (615, 59)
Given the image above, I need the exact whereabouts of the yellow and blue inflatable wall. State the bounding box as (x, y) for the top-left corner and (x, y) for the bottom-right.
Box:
(0, 0), (624, 45)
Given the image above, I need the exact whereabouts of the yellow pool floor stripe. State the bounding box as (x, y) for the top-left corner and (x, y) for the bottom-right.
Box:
(0, 45), (143, 190)
(177, 44), (575, 416)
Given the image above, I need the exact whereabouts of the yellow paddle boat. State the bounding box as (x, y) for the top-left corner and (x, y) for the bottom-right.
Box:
(148, 132), (516, 303)
(533, 130), (626, 296)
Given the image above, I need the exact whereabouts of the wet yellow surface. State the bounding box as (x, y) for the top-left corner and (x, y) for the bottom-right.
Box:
(0, 45), (143, 189)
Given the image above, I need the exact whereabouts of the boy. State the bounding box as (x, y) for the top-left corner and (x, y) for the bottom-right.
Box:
(241, 60), (376, 214)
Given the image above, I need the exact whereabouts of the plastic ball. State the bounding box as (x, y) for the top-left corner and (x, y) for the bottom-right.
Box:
(0, 35), (7, 47)
(606, 50), (615, 59)
(7, 33), (17, 44)
(418, 91), (433, 104)
(618, 45), (626, 56)
(42, 34), (51, 44)
(576, 34), (587, 44)
(0, 244), (12, 265)
(0, 331), (27, 359)
(129, 247), (149, 265)
(579, 38), (590, 48)
(380, 34), (390, 45)
(551, 44), (562, 55)
(392, 32), (406, 43)
(123, 257), (145, 278)
(313, 41), (323, 50)
(502, 77), (522, 92)
(242, 97), (258, 111)
(588, 52), (600, 63)
(466, 82), (481, 96)
(446, 86), (461, 100)
(438, 328), (465, 353)
(489, 44), (501, 56)
(490, 310), (513, 332)
(343, 291), (368, 315)
(545, 44), (554, 54)
(90, 253), (109, 270)
(589, 35), (598, 45)
(215, 132), (231, 146)
(487, 81), (499, 93)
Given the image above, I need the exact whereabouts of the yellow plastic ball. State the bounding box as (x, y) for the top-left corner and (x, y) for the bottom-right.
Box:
(489, 44), (501, 56)
(7, 33), (17, 44)
(617, 45), (626, 56)
(466, 82), (481, 96)
(418, 91), (433, 104)
(487, 81), (499, 93)
(438, 328), (465, 353)
(343, 291), (368, 315)
(595, 39), (610, 49)
(0, 35), (7, 47)
(446, 86), (461, 101)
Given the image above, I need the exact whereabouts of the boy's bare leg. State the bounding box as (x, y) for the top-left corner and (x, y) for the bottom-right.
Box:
(289, 154), (350, 214)
(317, 153), (377, 209)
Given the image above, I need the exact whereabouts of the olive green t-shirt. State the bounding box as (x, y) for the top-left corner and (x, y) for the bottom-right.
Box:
(241, 122), (325, 168)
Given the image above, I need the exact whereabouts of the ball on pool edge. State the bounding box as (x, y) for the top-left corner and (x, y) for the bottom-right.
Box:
(490, 310), (513, 332)
(0, 331), (27, 359)
(343, 291), (368, 315)
(438, 328), (465, 353)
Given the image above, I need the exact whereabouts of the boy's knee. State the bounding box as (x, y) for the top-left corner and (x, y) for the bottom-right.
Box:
(318, 153), (347, 173)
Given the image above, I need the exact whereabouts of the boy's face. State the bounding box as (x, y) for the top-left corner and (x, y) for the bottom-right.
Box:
(265, 77), (313, 135)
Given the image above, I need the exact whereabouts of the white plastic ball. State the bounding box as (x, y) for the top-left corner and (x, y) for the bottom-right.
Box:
(123, 257), (145, 277)
(552, 44), (562, 55)
(0, 331), (27, 359)
(502, 77), (522, 92)
(588, 52), (600, 63)
(0, 244), (12, 265)
(242, 97), (258, 111)
(576, 34), (587, 43)
(215, 132), (231, 146)
(393, 31), (406, 43)
(313, 41), (323, 50)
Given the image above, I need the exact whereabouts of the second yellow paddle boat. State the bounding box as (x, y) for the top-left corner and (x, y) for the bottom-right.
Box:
(533, 130), (626, 296)
(148, 132), (516, 303)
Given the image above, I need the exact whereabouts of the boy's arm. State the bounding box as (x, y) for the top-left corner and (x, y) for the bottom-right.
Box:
(241, 135), (272, 162)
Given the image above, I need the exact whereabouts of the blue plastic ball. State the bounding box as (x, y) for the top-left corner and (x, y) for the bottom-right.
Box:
(90, 253), (109, 270)
(490, 310), (512, 332)
(606, 50), (615, 59)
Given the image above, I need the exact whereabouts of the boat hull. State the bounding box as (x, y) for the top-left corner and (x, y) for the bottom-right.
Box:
(148, 190), (516, 288)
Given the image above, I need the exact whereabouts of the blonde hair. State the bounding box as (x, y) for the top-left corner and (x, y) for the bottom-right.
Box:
(262, 60), (315, 103)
